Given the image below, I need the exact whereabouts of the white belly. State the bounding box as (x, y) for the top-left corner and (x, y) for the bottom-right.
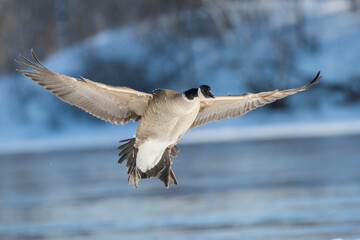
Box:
(136, 139), (171, 172)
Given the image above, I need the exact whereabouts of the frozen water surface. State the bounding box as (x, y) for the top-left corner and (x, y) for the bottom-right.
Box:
(1, 135), (360, 240)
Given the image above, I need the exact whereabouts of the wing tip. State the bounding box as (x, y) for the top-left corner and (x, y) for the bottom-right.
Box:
(30, 49), (46, 67)
(15, 49), (46, 72)
(309, 71), (322, 86)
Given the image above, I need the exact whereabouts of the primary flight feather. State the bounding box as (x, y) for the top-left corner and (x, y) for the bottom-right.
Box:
(16, 50), (321, 188)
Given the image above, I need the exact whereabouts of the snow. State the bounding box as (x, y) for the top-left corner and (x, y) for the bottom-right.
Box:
(184, 119), (360, 144)
(1, 1), (360, 154)
(293, 1), (360, 82)
(1, 119), (359, 156)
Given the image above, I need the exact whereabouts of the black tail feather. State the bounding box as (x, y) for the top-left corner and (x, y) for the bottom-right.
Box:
(117, 138), (179, 188)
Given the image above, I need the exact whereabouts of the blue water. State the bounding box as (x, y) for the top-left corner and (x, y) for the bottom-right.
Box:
(1, 136), (360, 240)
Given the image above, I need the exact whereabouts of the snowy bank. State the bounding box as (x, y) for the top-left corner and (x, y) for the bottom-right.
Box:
(1, 119), (359, 156)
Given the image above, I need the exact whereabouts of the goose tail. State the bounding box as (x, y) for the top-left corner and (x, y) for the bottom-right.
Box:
(117, 138), (179, 188)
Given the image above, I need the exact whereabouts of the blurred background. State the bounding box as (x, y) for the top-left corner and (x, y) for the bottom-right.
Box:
(1, 0), (360, 239)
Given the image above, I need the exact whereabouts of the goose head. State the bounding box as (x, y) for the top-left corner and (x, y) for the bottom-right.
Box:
(184, 85), (215, 100)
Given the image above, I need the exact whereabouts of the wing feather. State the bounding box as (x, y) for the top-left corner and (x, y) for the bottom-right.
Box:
(189, 72), (321, 129)
(16, 50), (152, 125)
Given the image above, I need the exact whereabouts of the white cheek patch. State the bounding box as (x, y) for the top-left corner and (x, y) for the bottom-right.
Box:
(198, 88), (206, 99)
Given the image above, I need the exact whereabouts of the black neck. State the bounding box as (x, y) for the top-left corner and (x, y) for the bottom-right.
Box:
(184, 88), (198, 100)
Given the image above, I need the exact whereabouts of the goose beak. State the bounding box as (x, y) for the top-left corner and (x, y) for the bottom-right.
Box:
(208, 92), (215, 98)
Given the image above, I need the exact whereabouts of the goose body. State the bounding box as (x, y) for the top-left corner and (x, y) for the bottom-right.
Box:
(16, 50), (321, 188)
(135, 89), (200, 172)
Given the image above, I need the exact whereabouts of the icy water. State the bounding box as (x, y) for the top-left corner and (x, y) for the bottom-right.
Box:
(1, 136), (360, 240)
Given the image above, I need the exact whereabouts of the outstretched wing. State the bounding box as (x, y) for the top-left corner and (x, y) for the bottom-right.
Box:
(190, 72), (321, 129)
(16, 50), (152, 125)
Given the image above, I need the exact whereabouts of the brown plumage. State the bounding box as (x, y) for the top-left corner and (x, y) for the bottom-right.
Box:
(190, 72), (321, 129)
(16, 50), (151, 125)
(16, 49), (321, 188)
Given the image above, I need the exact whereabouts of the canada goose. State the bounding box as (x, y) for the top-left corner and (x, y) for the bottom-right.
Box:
(16, 50), (321, 188)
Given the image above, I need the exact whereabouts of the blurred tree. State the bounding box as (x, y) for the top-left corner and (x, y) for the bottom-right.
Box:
(0, 0), (200, 74)
(349, 0), (360, 12)
(2, 0), (359, 127)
